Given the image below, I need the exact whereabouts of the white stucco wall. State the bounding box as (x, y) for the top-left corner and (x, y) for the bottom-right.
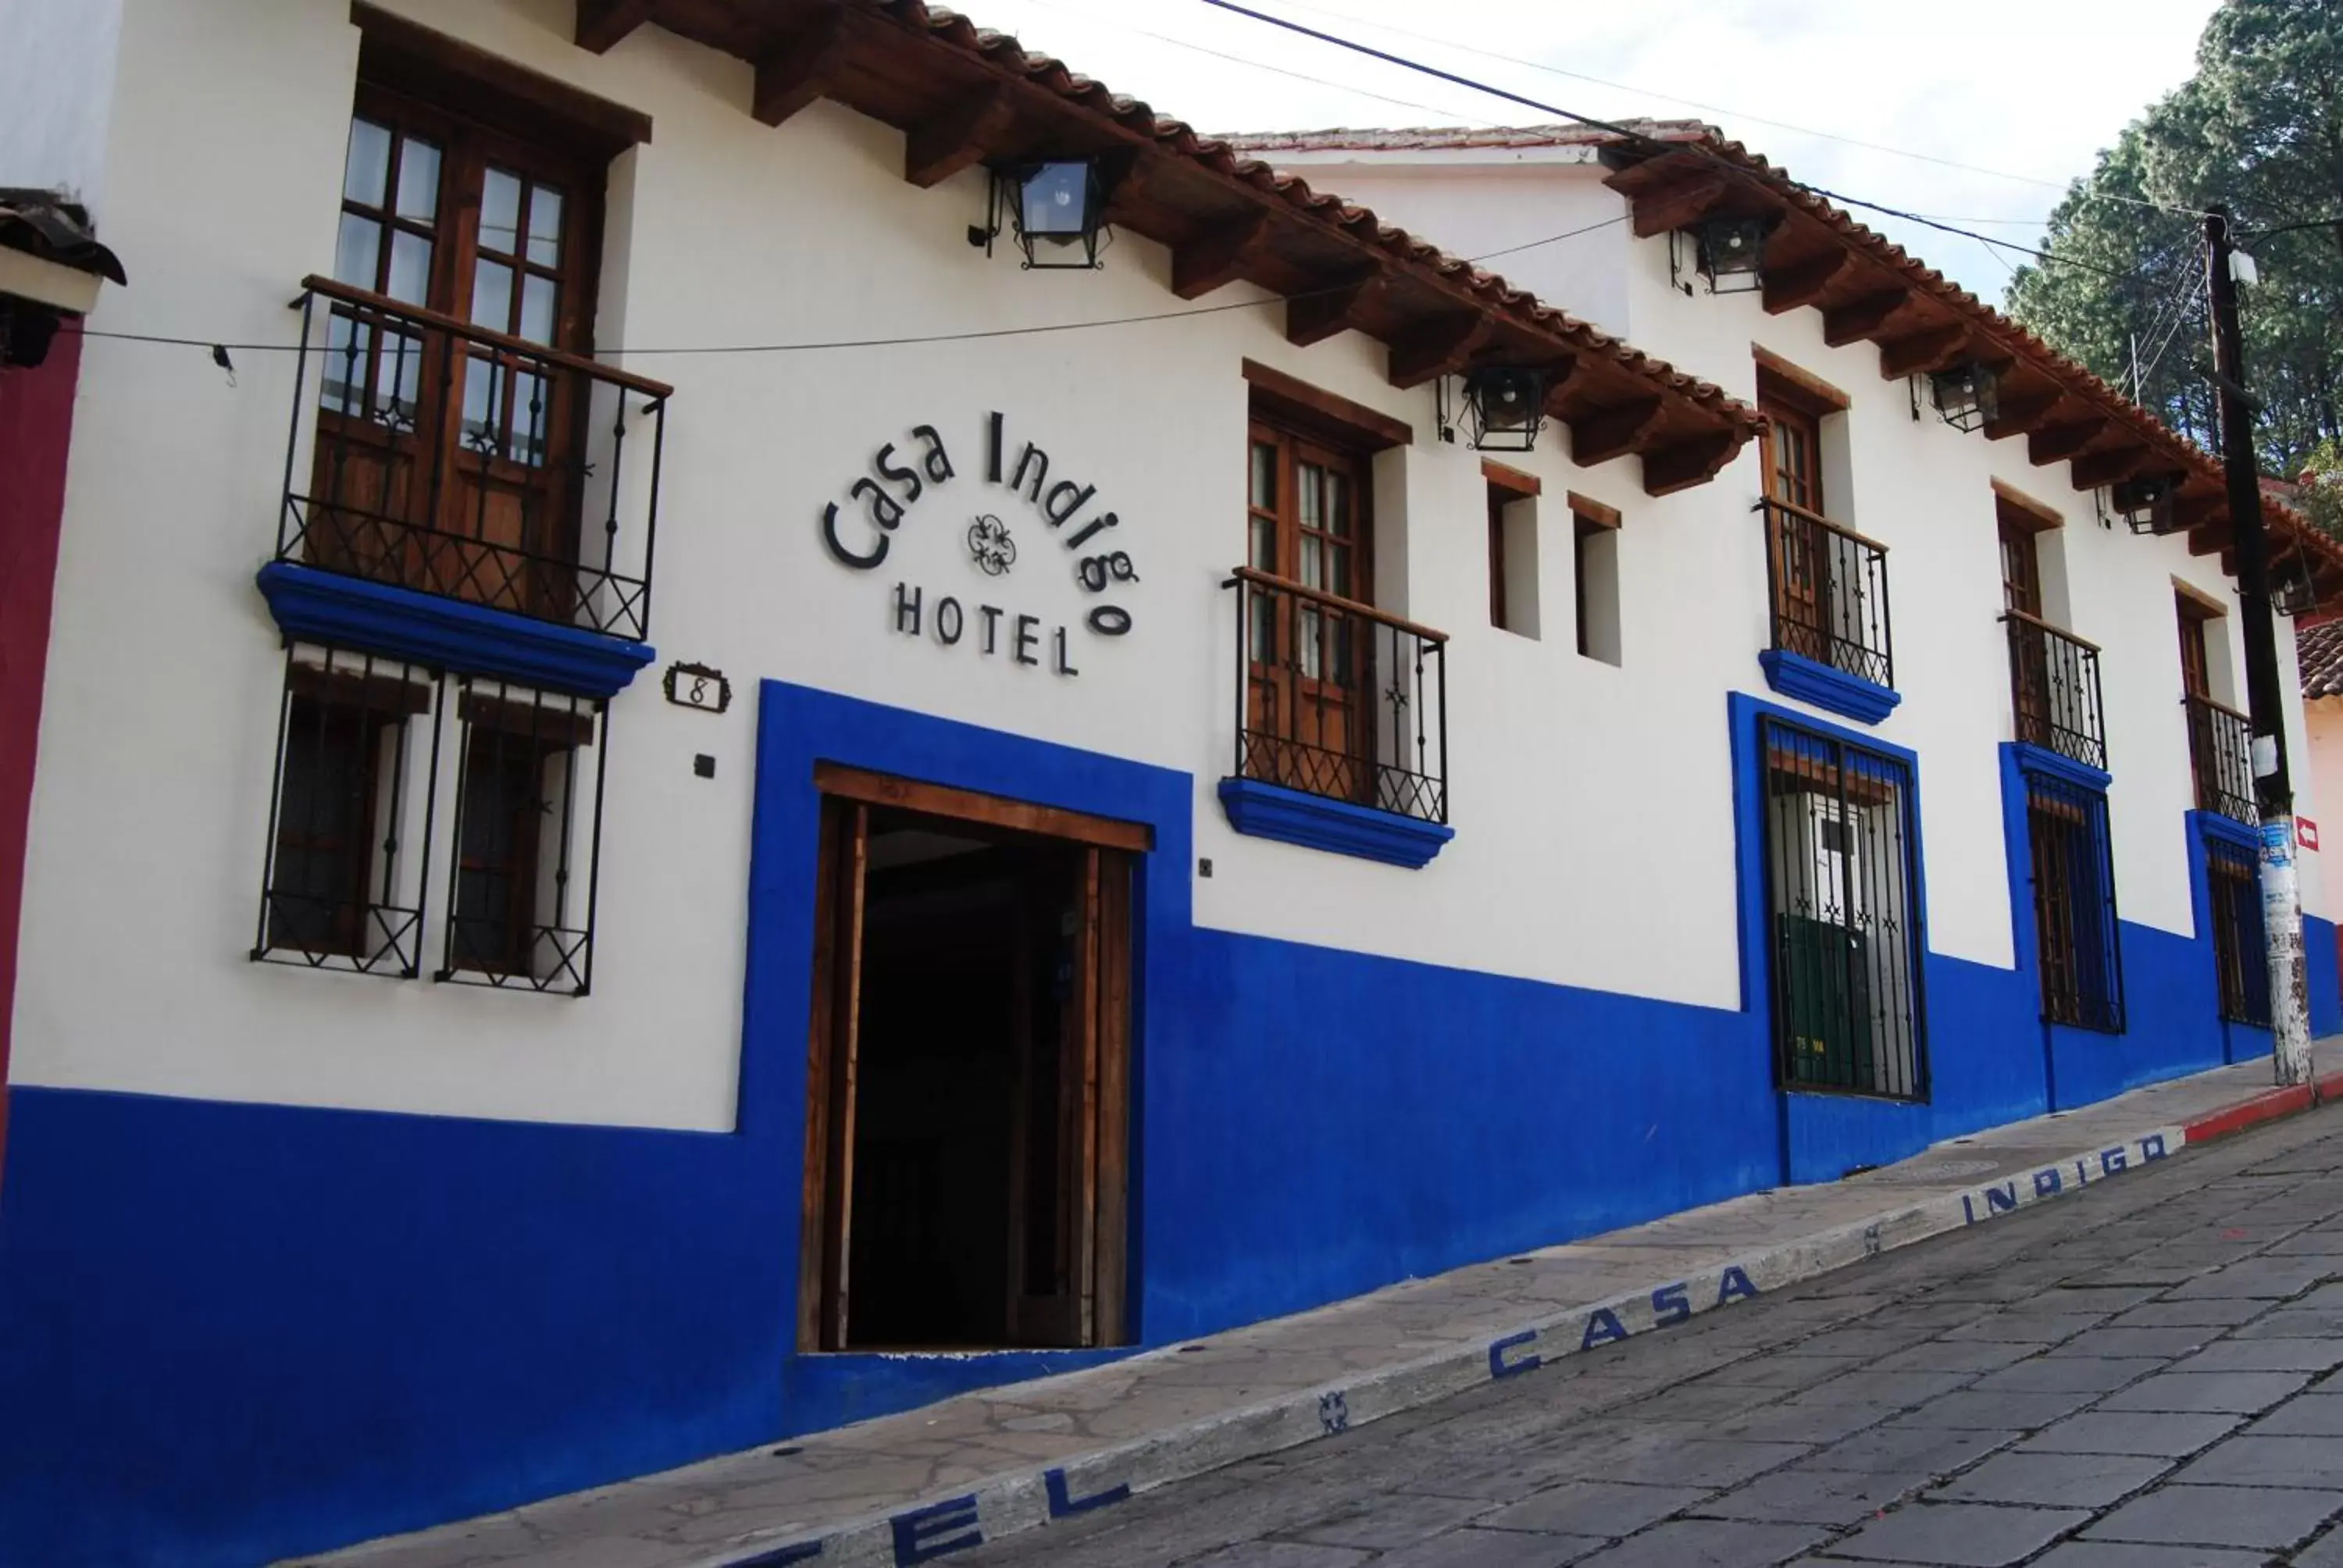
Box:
(13, 1), (2320, 1135)
(0, 0), (125, 205)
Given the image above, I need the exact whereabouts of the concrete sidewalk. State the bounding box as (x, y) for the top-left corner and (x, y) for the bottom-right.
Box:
(298, 1045), (2343, 1568)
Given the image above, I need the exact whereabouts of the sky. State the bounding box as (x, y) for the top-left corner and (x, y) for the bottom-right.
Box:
(962, 0), (2221, 303)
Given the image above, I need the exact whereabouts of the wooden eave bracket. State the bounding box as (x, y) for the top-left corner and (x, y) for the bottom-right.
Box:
(1172, 209), (1277, 300)
(1821, 288), (1913, 347)
(753, 5), (850, 127)
(1569, 398), (1665, 468)
(1628, 173), (1731, 239)
(1761, 250), (1850, 315)
(2027, 418), (2109, 466)
(1385, 311), (1495, 390)
(1877, 322), (1969, 380)
(2070, 444), (2154, 490)
(1982, 392), (2061, 441)
(1284, 267), (1387, 347)
(1642, 429), (1741, 496)
(904, 81), (1018, 188)
(575, 0), (654, 53)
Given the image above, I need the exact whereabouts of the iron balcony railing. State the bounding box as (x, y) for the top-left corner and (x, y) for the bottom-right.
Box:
(276, 275), (672, 642)
(2185, 693), (2256, 825)
(2003, 609), (2108, 772)
(1760, 497), (1893, 690)
(1225, 565), (1448, 825)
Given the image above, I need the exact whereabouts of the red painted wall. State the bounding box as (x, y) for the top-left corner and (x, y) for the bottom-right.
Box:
(0, 326), (84, 1193)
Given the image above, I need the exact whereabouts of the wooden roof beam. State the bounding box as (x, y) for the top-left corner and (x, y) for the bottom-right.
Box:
(1762, 249), (1851, 315)
(1284, 267), (1386, 347)
(904, 82), (1017, 189)
(1386, 311), (1494, 390)
(2168, 493), (2224, 532)
(1822, 288), (1912, 347)
(1172, 210), (1276, 300)
(2071, 444), (2154, 490)
(1628, 174), (1731, 239)
(1981, 391), (2061, 441)
(752, 5), (850, 127)
(2028, 417), (2109, 466)
(1570, 398), (1665, 467)
(1642, 430), (1738, 496)
(1878, 323), (1969, 380)
(2190, 525), (2231, 558)
(575, 0), (653, 53)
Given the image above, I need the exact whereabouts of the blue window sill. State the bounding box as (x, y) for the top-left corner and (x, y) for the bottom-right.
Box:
(2010, 739), (2111, 793)
(1759, 649), (1899, 725)
(1218, 777), (1453, 869)
(256, 562), (656, 698)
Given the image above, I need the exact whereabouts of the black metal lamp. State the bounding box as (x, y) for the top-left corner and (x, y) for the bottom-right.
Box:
(1695, 216), (1771, 293)
(970, 159), (1110, 269)
(1929, 361), (2000, 433)
(1454, 365), (1549, 452)
(2113, 472), (2182, 534)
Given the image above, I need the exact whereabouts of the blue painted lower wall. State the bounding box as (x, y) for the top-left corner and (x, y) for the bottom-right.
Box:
(0, 679), (2334, 1568)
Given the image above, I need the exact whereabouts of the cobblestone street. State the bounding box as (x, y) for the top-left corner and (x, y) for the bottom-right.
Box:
(963, 1110), (2343, 1568)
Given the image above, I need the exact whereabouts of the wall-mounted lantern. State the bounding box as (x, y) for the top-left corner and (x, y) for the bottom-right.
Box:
(1670, 216), (1772, 296)
(1440, 365), (1549, 452)
(2112, 472), (2183, 535)
(1928, 361), (2000, 433)
(2275, 547), (2320, 617)
(968, 159), (1111, 269)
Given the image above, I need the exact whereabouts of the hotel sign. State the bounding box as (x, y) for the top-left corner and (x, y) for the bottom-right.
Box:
(818, 412), (1136, 676)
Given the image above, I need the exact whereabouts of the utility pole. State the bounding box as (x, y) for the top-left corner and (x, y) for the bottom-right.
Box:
(2205, 207), (2313, 1085)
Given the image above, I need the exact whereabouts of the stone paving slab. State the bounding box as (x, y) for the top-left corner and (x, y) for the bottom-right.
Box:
(292, 1043), (2343, 1568)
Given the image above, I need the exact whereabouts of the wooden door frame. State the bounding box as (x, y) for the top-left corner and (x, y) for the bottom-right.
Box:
(797, 765), (1146, 1353)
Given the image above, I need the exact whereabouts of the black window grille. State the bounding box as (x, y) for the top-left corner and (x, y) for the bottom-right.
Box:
(2003, 611), (2107, 772)
(2207, 834), (2271, 1027)
(1760, 499), (1893, 689)
(1758, 718), (1927, 1099)
(439, 677), (607, 994)
(1225, 567), (1449, 824)
(2025, 771), (2125, 1032)
(254, 644), (440, 975)
(2185, 693), (2256, 824)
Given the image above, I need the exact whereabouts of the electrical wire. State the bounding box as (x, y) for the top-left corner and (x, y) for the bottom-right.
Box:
(76, 213), (1634, 361)
(1190, 0), (2146, 285)
(1186, 0), (2219, 222)
(1020, 0), (1503, 129)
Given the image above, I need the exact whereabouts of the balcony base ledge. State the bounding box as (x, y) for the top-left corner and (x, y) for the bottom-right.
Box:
(1759, 649), (1899, 725)
(255, 561), (656, 698)
(2009, 739), (2112, 793)
(1217, 777), (1453, 869)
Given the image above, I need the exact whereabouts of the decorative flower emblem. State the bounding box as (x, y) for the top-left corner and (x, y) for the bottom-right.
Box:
(967, 515), (1017, 576)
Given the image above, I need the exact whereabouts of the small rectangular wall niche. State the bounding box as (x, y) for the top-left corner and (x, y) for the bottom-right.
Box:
(1485, 460), (1540, 640)
(1571, 491), (1621, 666)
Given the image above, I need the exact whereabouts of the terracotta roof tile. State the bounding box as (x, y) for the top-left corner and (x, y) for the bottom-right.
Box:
(2301, 618), (2343, 700)
(1214, 122), (1713, 154)
(1212, 114), (2343, 590)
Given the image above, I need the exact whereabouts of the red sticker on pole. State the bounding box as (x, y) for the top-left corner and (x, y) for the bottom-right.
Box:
(2299, 818), (2320, 852)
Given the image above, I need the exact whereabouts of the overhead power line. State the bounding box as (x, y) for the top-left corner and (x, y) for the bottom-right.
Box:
(80, 214), (1634, 361)
(1190, 0), (2143, 285)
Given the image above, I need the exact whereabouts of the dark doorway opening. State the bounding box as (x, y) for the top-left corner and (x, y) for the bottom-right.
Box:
(801, 766), (1140, 1352)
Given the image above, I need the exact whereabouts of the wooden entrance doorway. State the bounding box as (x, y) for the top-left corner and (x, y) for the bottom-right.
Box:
(799, 764), (1140, 1352)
